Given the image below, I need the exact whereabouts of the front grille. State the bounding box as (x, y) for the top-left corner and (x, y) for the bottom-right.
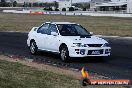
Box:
(87, 44), (102, 47)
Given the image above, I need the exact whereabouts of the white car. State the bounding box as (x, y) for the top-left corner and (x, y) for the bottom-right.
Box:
(27, 22), (111, 62)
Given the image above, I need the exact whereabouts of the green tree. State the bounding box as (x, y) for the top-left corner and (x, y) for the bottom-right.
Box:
(0, 0), (7, 7)
(54, 1), (58, 8)
(13, 1), (17, 7)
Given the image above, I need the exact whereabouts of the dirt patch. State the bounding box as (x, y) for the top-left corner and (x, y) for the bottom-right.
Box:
(0, 55), (81, 79)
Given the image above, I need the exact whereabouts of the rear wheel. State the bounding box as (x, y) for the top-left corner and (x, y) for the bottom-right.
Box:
(30, 41), (38, 55)
(60, 46), (70, 62)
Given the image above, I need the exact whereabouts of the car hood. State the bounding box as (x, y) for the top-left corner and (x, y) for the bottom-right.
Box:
(61, 36), (108, 44)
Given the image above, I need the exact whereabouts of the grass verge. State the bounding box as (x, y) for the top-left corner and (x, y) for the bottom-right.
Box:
(0, 59), (82, 88)
(0, 55), (128, 88)
(0, 13), (132, 36)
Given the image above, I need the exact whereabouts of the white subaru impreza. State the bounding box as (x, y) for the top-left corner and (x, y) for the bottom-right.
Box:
(27, 22), (111, 62)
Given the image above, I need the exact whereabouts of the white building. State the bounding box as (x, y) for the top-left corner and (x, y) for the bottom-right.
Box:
(95, 1), (127, 11)
(90, 0), (111, 9)
(58, 0), (72, 11)
(127, 0), (132, 13)
(94, 0), (132, 13)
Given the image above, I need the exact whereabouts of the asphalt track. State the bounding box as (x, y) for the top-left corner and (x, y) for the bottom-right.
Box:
(0, 32), (132, 81)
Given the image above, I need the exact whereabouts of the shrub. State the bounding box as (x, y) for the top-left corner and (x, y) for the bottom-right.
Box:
(83, 8), (86, 11)
(55, 8), (59, 11)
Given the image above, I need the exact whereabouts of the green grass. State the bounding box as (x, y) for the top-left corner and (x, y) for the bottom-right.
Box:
(0, 60), (82, 88)
(0, 13), (132, 36)
(0, 59), (128, 88)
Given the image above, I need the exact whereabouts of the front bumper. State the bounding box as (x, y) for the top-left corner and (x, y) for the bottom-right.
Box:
(27, 38), (30, 47)
(69, 47), (111, 57)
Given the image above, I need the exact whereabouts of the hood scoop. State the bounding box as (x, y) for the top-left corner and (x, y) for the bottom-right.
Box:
(80, 35), (91, 38)
(75, 39), (81, 40)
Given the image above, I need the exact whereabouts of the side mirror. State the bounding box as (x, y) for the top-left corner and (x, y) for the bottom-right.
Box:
(51, 32), (58, 36)
(90, 32), (93, 35)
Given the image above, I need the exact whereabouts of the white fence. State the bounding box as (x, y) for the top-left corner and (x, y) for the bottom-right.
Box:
(3, 10), (30, 13)
(2, 10), (132, 17)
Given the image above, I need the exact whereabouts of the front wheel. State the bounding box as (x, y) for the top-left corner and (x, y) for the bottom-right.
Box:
(60, 46), (70, 62)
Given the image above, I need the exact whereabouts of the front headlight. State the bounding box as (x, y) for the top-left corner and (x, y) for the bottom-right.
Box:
(73, 43), (87, 47)
(103, 43), (110, 47)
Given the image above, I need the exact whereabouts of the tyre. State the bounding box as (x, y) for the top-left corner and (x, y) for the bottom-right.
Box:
(60, 46), (70, 62)
(30, 41), (38, 55)
(69, 7), (74, 11)
(62, 8), (66, 11)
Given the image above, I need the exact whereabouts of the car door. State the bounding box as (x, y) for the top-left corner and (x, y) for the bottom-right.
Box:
(46, 24), (60, 52)
(35, 23), (50, 50)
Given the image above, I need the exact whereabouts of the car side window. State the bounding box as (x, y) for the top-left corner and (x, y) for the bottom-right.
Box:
(37, 23), (50, 34)
(47, 24), (58, 35)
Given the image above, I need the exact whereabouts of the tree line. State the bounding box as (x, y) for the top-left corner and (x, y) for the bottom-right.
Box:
(0, 0), (58, 7)
(0, 0), (17, 7)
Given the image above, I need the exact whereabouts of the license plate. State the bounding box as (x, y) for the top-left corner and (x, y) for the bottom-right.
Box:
(88, 50), (103, 55)
(91, 50), (100, 55)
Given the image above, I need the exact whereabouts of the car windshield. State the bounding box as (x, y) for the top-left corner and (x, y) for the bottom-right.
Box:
(57, 24), (91, 36)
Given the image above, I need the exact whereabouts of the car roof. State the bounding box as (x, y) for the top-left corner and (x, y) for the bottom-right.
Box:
(45, 22), (76, 25)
